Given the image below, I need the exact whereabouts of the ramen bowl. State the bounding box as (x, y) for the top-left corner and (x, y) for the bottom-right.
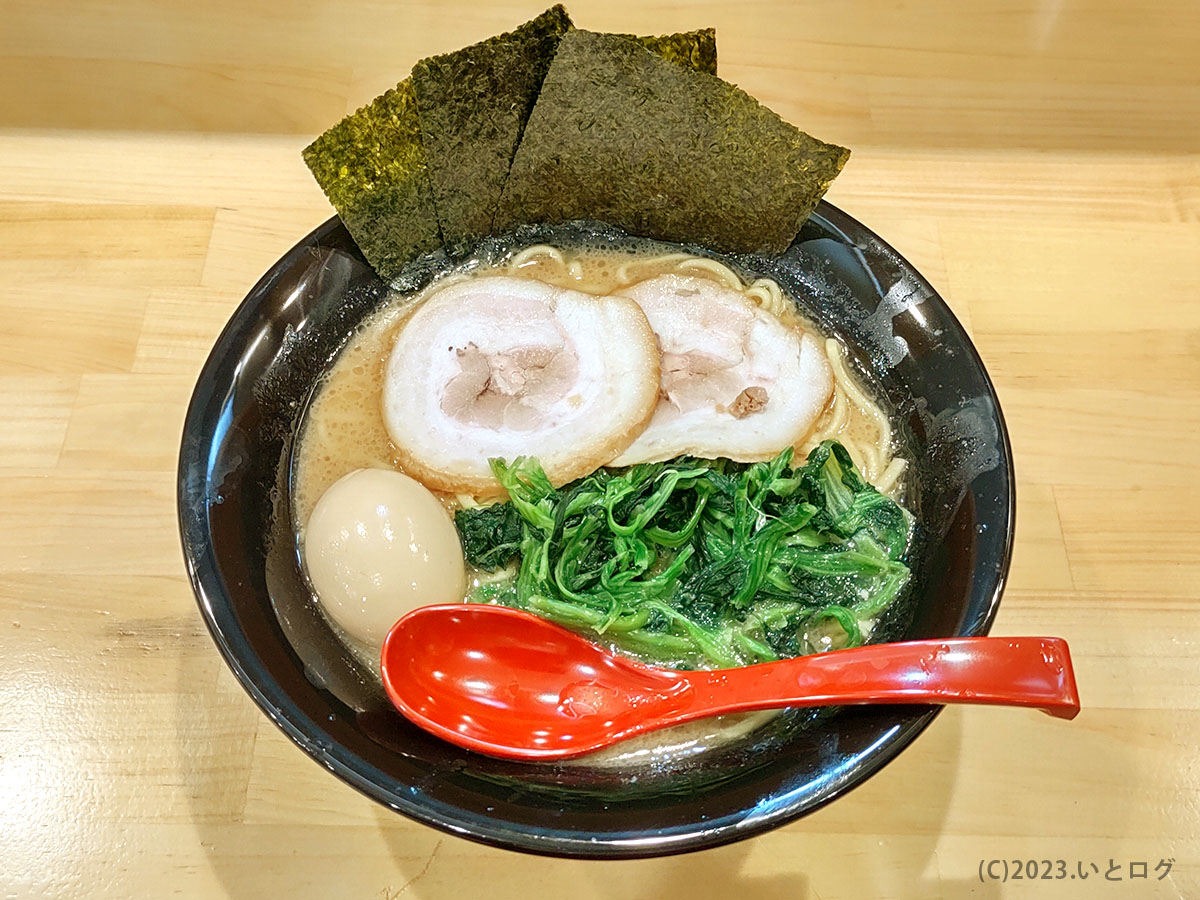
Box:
(178, 205), (1014, 858)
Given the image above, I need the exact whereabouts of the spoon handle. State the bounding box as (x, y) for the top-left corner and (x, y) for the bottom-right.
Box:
(687, 637), (1080, 719)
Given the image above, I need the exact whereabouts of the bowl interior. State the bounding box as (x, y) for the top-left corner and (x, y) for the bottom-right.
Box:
(179, 206), (1013, 858)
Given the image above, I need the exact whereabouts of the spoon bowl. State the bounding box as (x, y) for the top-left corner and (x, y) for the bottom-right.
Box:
(381, 604), (1080, 760)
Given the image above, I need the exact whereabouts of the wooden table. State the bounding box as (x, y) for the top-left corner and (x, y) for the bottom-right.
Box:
(1, 2), (1197, 897)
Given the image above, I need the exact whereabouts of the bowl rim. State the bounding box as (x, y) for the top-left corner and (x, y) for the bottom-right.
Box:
(178, 203), (1015, 858)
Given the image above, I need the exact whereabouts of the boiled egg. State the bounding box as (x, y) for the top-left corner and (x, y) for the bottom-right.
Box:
(304, 468), (466, 648)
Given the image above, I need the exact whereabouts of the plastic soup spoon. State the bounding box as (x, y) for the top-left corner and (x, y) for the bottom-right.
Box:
(381, 604), (1080, 760)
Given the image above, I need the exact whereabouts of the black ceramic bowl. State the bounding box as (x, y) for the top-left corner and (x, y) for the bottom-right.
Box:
(178, 206), (1013, 858)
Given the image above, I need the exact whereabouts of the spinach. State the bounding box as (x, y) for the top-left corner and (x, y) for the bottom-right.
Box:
(455, 501), (523, 570)
(454, 441), (914, 668)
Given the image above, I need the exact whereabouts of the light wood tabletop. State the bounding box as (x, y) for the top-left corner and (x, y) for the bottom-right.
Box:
(1, 1), (1197, 898)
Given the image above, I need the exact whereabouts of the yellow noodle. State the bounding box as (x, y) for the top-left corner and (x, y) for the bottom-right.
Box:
(826, 338), (891, 446)
(425, 270), (475, 293)
(676, 257), (744, 290)
(744, 278), (788, 317)
(874, 457), (907, 496)
(614, 251), (692, 284)
(827, 339), (893, 479)
(508, 244), (566, 269)
(827, 385), (850, 435)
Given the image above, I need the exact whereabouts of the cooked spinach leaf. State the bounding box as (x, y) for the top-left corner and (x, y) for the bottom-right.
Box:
(455, 501), (523, 570)
(454, 441), (913, 668)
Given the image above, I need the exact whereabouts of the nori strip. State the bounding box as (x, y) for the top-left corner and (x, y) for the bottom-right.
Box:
(411, 5), (573, 250)
(494, 30), (850, 255)
(628, 27), (717, 75)
(302, 79), (440, 282)
(302, 17), (720, 279)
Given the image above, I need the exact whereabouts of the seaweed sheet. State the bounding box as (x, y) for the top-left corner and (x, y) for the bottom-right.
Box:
(494, 30), (850, 255)
(411, 5), (573, 250)
(303, 18), (722, 279)
(302, 79), (440, 282)
(627, 27), (717, 75)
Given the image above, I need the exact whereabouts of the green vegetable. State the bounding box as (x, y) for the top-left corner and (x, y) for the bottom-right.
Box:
(494, 29), (850, 255)
(302, 79), (442, 281)
(457, 500), (523, 571)
(454, 441), (913, 669)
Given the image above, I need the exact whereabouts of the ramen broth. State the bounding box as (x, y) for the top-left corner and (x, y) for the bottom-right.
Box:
(293, 241), (905, 766)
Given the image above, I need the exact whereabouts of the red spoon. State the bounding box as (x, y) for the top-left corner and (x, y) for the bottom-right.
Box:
(380, 604), (1080, 760)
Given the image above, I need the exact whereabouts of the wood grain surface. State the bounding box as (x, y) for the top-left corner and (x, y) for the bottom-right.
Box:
(1, 2), (1198, 898)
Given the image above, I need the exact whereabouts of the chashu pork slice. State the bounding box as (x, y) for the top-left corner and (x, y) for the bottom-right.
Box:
(609, 274), (833, 466)
(383, 275), (659, 496)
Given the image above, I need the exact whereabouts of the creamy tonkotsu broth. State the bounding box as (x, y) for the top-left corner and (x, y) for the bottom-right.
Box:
(293, 241), (906, 766)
